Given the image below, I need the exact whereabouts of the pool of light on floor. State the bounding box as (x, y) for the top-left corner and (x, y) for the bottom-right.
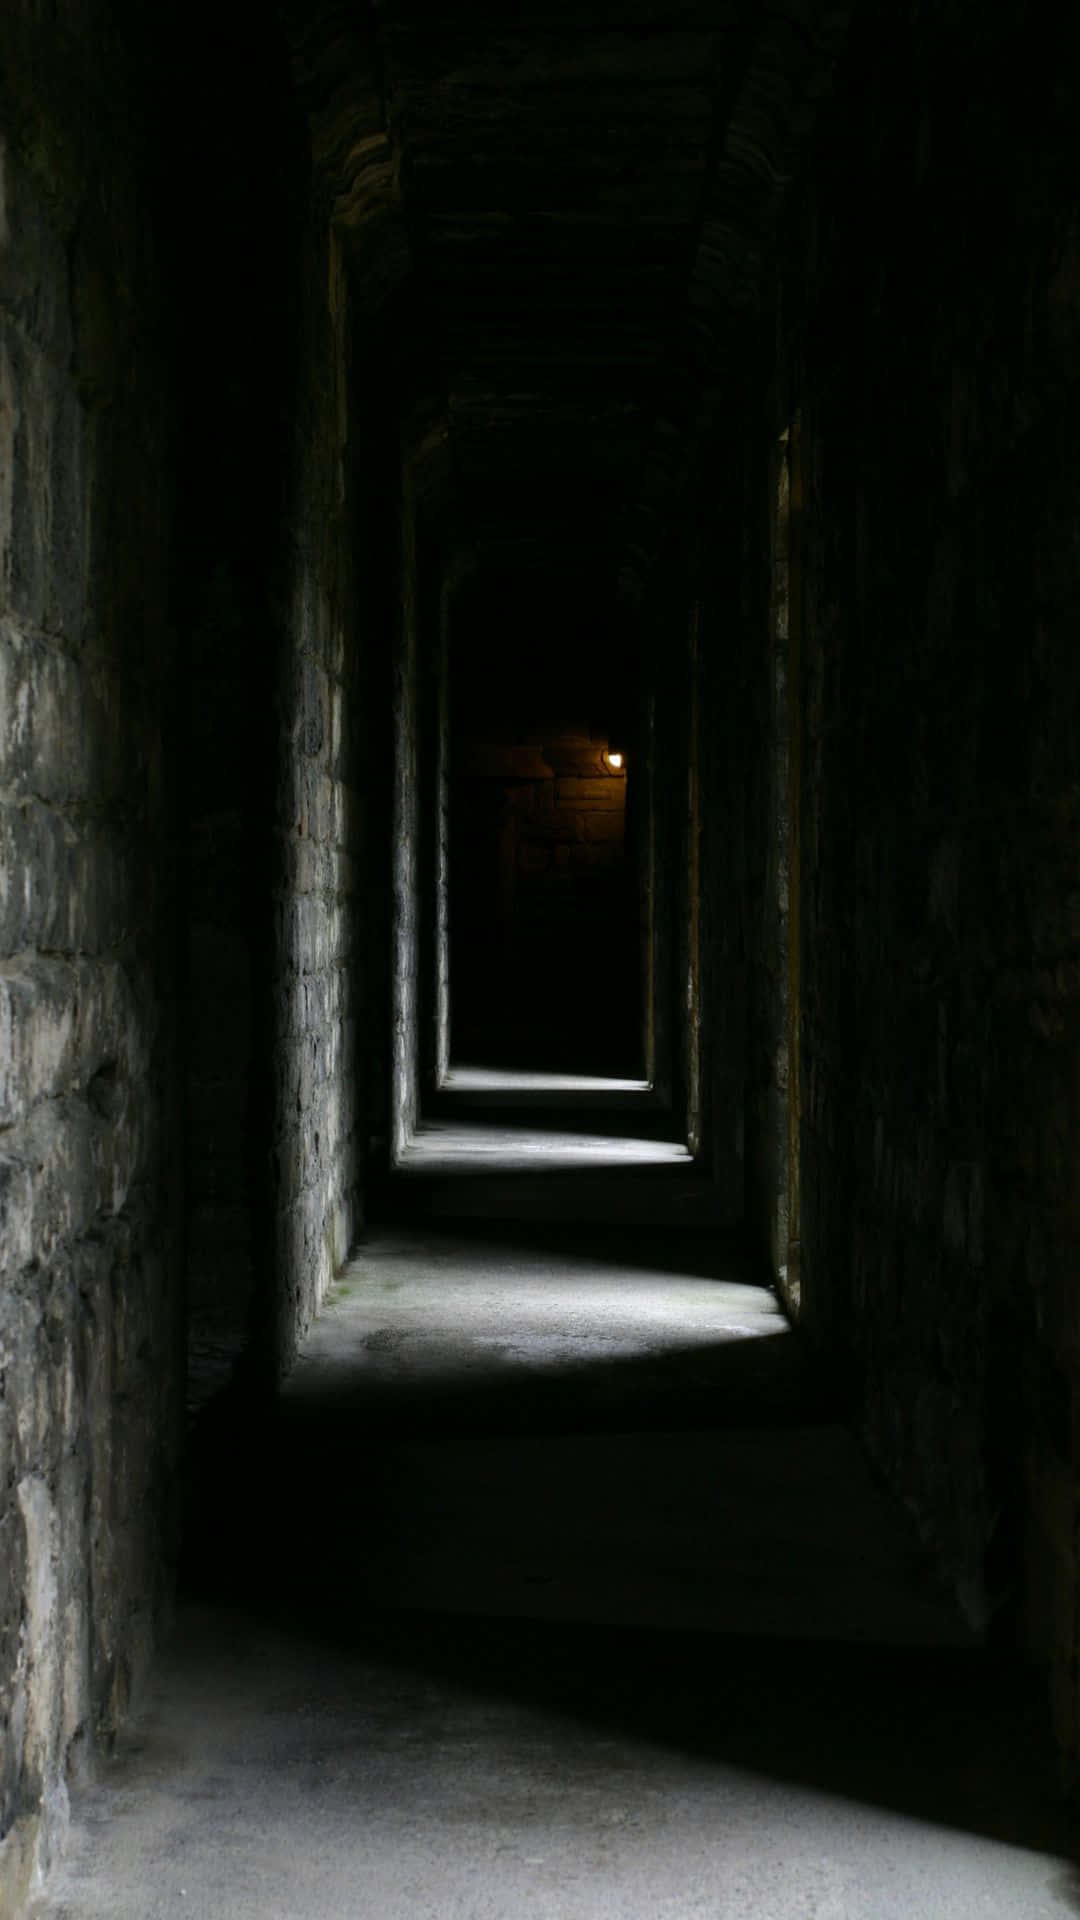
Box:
(400, 1121), (692, 1174)
(444, 1065), (653, 1095)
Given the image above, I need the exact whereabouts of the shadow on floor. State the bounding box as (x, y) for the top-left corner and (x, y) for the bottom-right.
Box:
(272, 1328), (819, 1432)
(171, 1154), (1080, 1901)
(423, 1088), (677, 1139)
(355, 1216), (765, 1283)
(165, 1588), (1077, 1876)
(177, 1292), (1077, 1878)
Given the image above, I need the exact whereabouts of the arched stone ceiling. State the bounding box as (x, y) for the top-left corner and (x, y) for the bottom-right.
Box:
(289, 0), (851, 595)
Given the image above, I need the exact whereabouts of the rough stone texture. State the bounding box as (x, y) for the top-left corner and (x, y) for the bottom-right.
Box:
(773, 1), (1080, 1784)
(735, 416), (802, 1309)
(636, 515), (746, 1225)
(177, 12), (393, 1381)
(434, 587), (452, 1088)
(0, 6), (183, 1902)
(8, 4), (1080, 1908)
(390, 454), (421, 1164)
(271, 212), (365, 1372)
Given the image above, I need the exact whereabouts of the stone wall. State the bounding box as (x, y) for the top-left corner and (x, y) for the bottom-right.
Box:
(435, 584), (452, 1087)
(271, 215), (366, 1371)
(738, 415), (801, 1308)
(178, 15), (387, 1382)
(644, 589), (692, 1117)
(390, 453), (421, 1160)
(0, 6), (183, 1900)
(775, 1), (1080, 1780)
(693, 432), (752, 1225)
(396, 411), (452, 1132)
(346, 298), (407, 1189)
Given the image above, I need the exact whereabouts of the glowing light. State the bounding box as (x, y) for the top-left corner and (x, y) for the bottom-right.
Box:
(605, 751), (624, 772)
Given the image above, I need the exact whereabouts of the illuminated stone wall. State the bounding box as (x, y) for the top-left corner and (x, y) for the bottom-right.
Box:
(0, 6), (183, 1899)
(270, 221), (364, 1369)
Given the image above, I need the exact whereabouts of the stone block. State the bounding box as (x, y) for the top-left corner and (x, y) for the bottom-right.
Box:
(42, 367), (87, 642)
(584, 809), (626, 843)
(555, 776), (622, 808)
(0, 623), (104, 803)
(0, 1151), (34, 1270)
(0, 322), (47, 630)
(0, 799), (139, 955)
(0, 149), (75, 362)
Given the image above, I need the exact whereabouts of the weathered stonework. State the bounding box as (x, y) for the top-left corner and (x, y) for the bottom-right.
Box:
(434, 584), (452, 1088)
(6, 3), (1080, 1905)
(180, 13), (402, 1383)
(0, 8), (183, 1901)
(270, 217), (365, 1372)
(390, 452), (421, 1162)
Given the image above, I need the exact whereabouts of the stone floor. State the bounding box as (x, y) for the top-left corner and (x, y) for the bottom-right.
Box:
(442, 1064), (653, 1096)
(31, 1611), (1079, 1920)
(30, 1076), (1080, 1919)
(389, 1078), (722, 1222)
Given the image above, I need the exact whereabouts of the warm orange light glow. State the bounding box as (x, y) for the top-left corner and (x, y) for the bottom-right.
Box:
(605, 751), (624, 772)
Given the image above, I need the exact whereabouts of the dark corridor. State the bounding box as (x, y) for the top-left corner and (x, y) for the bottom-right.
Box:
(4, 2), (1080, 1914)
(443, 572), (641, 1076)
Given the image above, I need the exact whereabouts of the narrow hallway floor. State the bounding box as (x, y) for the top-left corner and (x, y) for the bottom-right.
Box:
(30, 1090), (1080, 1919)
(388, 1070), (721, 1224)
(30, 1609), (1078, 1920)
